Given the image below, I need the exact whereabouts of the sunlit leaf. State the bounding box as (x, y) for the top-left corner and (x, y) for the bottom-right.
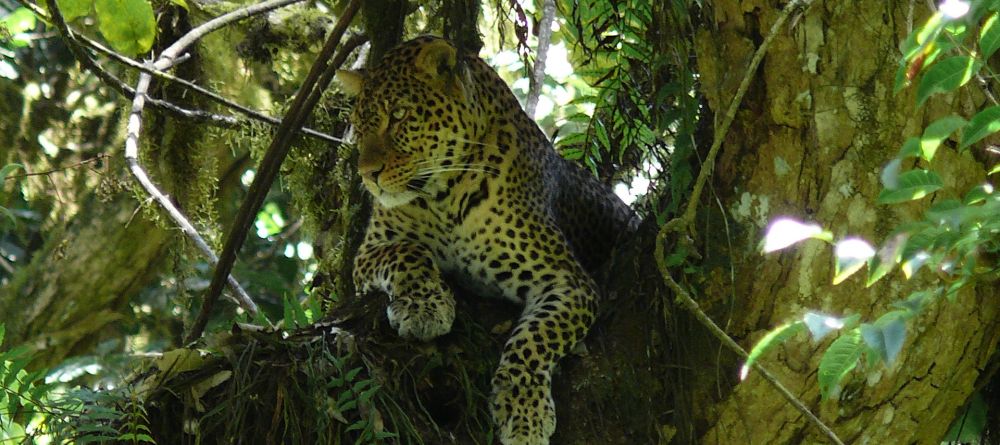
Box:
(94, 0), (155, 56)
(51, 0), (92, 21)
(920, 115), (966, 161)
(818, 329), (863, 400)
(740, 321), (805, 381)
(833, 238), (875, 285)
(982, 13), (1000, 60)
(960, 105), (1000, 150)
(761, 218), (832, 253)
(802, 312), (846, 342)
(877, 169), (943, 204)
(915, 56), (980, 106)
(156, 348), (205, 377)
(1, 8), (36, 46)
(901, 251), (931, 279)
(902, 12), (944, 61)
(963, 183), (994, 205)
(867, 233), (906, 287)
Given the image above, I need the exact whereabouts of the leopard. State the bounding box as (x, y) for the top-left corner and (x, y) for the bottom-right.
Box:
(336, 36), (638, 445)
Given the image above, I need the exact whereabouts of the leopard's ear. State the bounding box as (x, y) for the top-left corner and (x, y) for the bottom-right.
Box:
(414, 39), (466, 100)
(335, 69), (367, 97)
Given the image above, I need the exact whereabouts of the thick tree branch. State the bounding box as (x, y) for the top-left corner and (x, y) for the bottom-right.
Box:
(652, 1), (844, 444)
(190, 0), (364, 344)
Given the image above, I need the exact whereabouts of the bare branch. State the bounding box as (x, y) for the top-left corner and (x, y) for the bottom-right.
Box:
(190, 0), (364, 344)
(17, 0), (342, 143)
(72, 28), (345, 143)
(524, 0), (555, 118)
(3, 154), (109, 181)
(653, 1), (844, 444)
(18, 0), (243, 126)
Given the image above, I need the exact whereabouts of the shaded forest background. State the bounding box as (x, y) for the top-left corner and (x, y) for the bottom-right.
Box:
(2, 0), (1000, 444)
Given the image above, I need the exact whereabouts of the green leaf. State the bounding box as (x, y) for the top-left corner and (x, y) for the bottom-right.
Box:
(94, 0), (155, 56)
(877, 169), (943, 204)
(345, 367), (362, 382)
(0, 163), (23, 180)
(981, 14), (1000, 60)
(963, 183), (994, 205)
(959, 105), (1000, 150)
(282, 295), (294, 328)
(943, 392), (987, 442)
(593, 119), (611, 150)
(891, 288), (939, 314)
(0, 324), (4, 347)
(902, 13), (944, 61)
(1, 8), (36, 46)
(833, 238), (875, 285)
(915, 56), (981, 106)
(292, 297), (308, 328)
(895, 137), (921, 160)
(866, 233), (906, 287)
(920, 115), (966, 161)
(818, 329), (863, 400)
(740, 321), (805, 381)
(859, 311), (908, 366)
(802, 312), (848, 342)
(53, 0), (92, 21)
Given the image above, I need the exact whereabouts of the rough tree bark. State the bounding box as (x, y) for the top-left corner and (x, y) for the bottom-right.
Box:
(688, 1), (1000, 442)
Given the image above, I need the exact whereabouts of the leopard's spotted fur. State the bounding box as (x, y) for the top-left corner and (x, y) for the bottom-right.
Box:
(336, 36), (637, 445)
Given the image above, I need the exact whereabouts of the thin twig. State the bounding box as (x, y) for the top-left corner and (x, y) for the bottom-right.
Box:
(88, 0), (328, 320)
(46, 0), (262, 315)
(72, 28), (344, 143)
(189, 0), (364, 344)
(17, 0), (241, 127)
(524, 0), (555, 118)
(18, 0), (341, 143)
(3, 154), (108, 180)
(119, 0), (318, 320)
(653, 1), (843, 444)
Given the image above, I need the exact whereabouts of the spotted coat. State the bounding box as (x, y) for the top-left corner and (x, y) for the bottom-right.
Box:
(336, 36), (638, 445)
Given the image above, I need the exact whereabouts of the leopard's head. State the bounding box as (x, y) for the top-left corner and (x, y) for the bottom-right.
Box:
(336, 36), (486, 208)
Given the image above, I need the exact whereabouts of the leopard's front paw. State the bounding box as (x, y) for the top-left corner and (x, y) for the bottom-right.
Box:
(386, 291), (455, 341)
(490, 366), (555, 445)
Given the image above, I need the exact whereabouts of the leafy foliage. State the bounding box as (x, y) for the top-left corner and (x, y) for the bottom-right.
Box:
(553, 0), (696, 215)
(751, 1), (1000, 405)
(0, 324), (156, 443)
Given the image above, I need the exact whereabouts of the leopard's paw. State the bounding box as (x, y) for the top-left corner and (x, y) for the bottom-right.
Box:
(386, 292), (455, 341)
(490, 366), (555, 445)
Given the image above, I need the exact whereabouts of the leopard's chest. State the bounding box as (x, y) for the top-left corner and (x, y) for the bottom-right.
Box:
(379, 178), (544, 303)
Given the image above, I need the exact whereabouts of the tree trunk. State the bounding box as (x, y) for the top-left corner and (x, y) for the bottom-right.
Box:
(688, 1), (1000, 442)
